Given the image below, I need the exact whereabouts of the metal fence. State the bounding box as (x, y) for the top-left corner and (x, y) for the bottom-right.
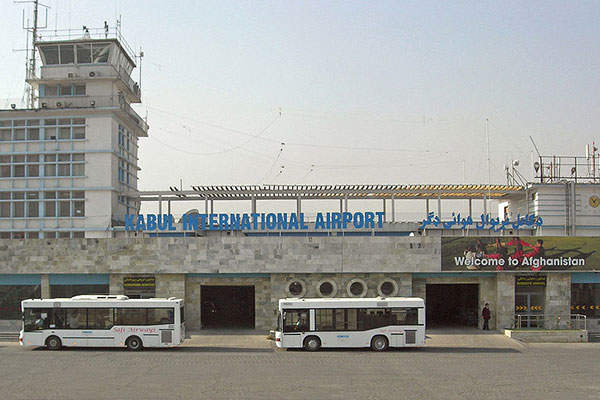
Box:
(513, 314), (587, 330)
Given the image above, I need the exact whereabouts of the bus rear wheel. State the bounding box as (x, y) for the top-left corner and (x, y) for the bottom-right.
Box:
(126, 336), (143, 351)
(370, 335), (388, 352)
(46, 336), (62, 351)
(303, 336), (321, 352)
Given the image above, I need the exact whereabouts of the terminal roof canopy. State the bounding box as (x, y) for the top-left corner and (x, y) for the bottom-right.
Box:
(137, 184), (524, 202)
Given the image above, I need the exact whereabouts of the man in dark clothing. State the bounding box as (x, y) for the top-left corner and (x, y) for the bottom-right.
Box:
(482, 303), (491, 330)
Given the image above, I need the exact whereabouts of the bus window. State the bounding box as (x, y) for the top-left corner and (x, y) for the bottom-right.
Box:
(283, 309), (308, 332)
(66, 309), (86, 329)
(148, 308), (174, 325)
(23, 308), (50, 331)
(88, 308), (114, 329)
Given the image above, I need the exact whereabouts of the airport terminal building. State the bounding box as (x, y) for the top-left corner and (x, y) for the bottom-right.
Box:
(1, 32), (599, 336)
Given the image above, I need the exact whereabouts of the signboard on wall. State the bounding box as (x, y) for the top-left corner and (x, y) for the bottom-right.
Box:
(123, 276), (155, 289)
(516, 276), (547, 287)
(441, 237), (600, 272)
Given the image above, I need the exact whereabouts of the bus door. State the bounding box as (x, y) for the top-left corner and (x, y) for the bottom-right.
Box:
(84, 308), (115, 347)
(281, 309), (309, 348)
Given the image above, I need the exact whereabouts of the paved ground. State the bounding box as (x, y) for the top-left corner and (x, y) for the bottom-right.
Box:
(0, 330), (598, 400)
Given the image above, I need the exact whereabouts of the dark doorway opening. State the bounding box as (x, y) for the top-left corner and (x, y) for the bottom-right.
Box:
(201, 285), (255, 329)
(426, 284), (479, 328)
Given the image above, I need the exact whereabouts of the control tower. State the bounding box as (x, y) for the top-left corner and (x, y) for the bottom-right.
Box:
(0, 27), (148, 239)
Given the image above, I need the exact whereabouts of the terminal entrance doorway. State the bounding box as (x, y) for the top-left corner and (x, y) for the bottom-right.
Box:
(201, 285), (255, 329)
(426, 284), (479, 328)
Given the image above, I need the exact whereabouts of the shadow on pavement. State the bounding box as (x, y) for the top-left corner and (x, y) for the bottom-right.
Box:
(31, 346), (273, 353)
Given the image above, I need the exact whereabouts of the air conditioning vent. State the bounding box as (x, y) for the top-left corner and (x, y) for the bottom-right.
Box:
(67, 73), (74, 78)
(56, 102), (62, 108)
(89, 71), (96, 77)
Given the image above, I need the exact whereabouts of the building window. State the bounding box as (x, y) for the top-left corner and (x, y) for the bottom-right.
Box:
(0, 285), (41, 320)
(377, 279), (398, 297)
(572, 283), (600, 319)
(347, 279), (367, 298)
(317, 280), (337, 298)
(287, 280), (305, 297)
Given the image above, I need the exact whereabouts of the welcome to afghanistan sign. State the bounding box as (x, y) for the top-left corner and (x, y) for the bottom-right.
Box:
(442, 236), (600, 272)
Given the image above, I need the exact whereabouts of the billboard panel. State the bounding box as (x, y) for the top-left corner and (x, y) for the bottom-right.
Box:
(441, 237), (600, 272)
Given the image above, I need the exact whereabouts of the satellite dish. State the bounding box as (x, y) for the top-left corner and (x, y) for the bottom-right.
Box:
(533, 161), (540, 172)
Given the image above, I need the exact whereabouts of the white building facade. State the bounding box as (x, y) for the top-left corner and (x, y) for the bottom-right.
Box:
(0, 35), (147, 239)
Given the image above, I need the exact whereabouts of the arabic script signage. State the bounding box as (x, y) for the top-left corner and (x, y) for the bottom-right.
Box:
(441, 237), (600, 272)
(420, 212), (543, 231)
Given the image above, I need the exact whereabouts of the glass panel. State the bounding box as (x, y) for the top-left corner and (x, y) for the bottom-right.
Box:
(44, 201), (56, 217)
(315, 309), (334, 331)
(73, 201), (84, 216)
(59, 45), (75, 64)
(116, 308), (147, 325)
(334, 309), (345, 330)
(26, 192), (39, 199)
(13, 202), (24, 217)
(73, 127), (85, 139)
(390, 308), (419, 325)
(58, 154), (70, 161)
(58, 201), (70, 216)
(147, 308), (174, 325)
(45, 86), (58, 96)
(26, 154), (39, 162)
(0, 130), (10, 141)
(76, 44), (91, 63)
(13, 192), (25, 199)
(282, 309), (309, 332)
(26, 164), (38, 177)
(0, 165), (10, 177)
(26, 128), (40, 140)
(13, 155), (25, 163)
(27, 232), (39, 239)
(66, 308), (86, 329)
(72, 191), (84, 199)
(41, 45), (59, 64)
(26, 119), (40, 126)
(44, 191), (56, 199)
(58, 119), (71, 125)
(58, 191), (70, 199)
(14, 165), (25, 177)
(74, 85), (86, 95)
(44, 164), (56, 176)
(27, 201), (39, 217)
(14, 120), (25, 126)
(72, 153), (84, 161)
(44, 127), (57, 140)
(88, 308), (114, 329)
(0, 202), (9, 217)
(0, 155), (10, 163)
(72, 164), (84, 176)
(14, 129), (25, 140)
(73, 118), (85, 125)
(44, 154), (56, 162)
(58, 232), (70, 238)
(59, 85), (72, 96)
(73, 232), (85, 238)
(23, 308), (50, 331)
(58, 127), (70, 139)
(44, 119), (56, 125)
(91, 43), (110, 63)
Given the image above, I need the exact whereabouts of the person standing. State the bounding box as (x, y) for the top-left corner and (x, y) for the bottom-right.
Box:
(481, 303), (491, 330)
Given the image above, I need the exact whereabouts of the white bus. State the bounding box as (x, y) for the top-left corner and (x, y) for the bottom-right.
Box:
(275, 297), (425, 351)
(19, 295), (185, 351)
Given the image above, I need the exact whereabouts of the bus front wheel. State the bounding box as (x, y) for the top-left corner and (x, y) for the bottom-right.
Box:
(46, 336), (62, 351)
(370, 335), (388, 352)
(303, 336), (321, 352)
(126, 336), (143, 351)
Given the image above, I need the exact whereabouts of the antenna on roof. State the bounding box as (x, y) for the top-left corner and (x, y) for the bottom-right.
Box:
(15, 0), (49, 108)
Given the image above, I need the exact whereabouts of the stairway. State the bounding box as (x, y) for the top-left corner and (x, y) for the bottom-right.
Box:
(588, 332), (600, 343)
(0, 332), (19, 342)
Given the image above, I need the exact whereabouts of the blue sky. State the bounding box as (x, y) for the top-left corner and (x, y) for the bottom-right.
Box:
(1, 1), (599, 200)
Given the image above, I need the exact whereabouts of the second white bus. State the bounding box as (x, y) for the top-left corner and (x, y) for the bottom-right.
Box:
(20, 295), (185, 350)
(275, 297), (425, 351)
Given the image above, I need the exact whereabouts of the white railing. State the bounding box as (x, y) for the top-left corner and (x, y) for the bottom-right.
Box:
(514, 314), (587, 330)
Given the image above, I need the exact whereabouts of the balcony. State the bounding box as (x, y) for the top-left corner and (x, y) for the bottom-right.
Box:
(37, 95), (148, 136)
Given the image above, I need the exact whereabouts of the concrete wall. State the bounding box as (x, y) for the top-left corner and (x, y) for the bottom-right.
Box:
(0, 236), (440, 274)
